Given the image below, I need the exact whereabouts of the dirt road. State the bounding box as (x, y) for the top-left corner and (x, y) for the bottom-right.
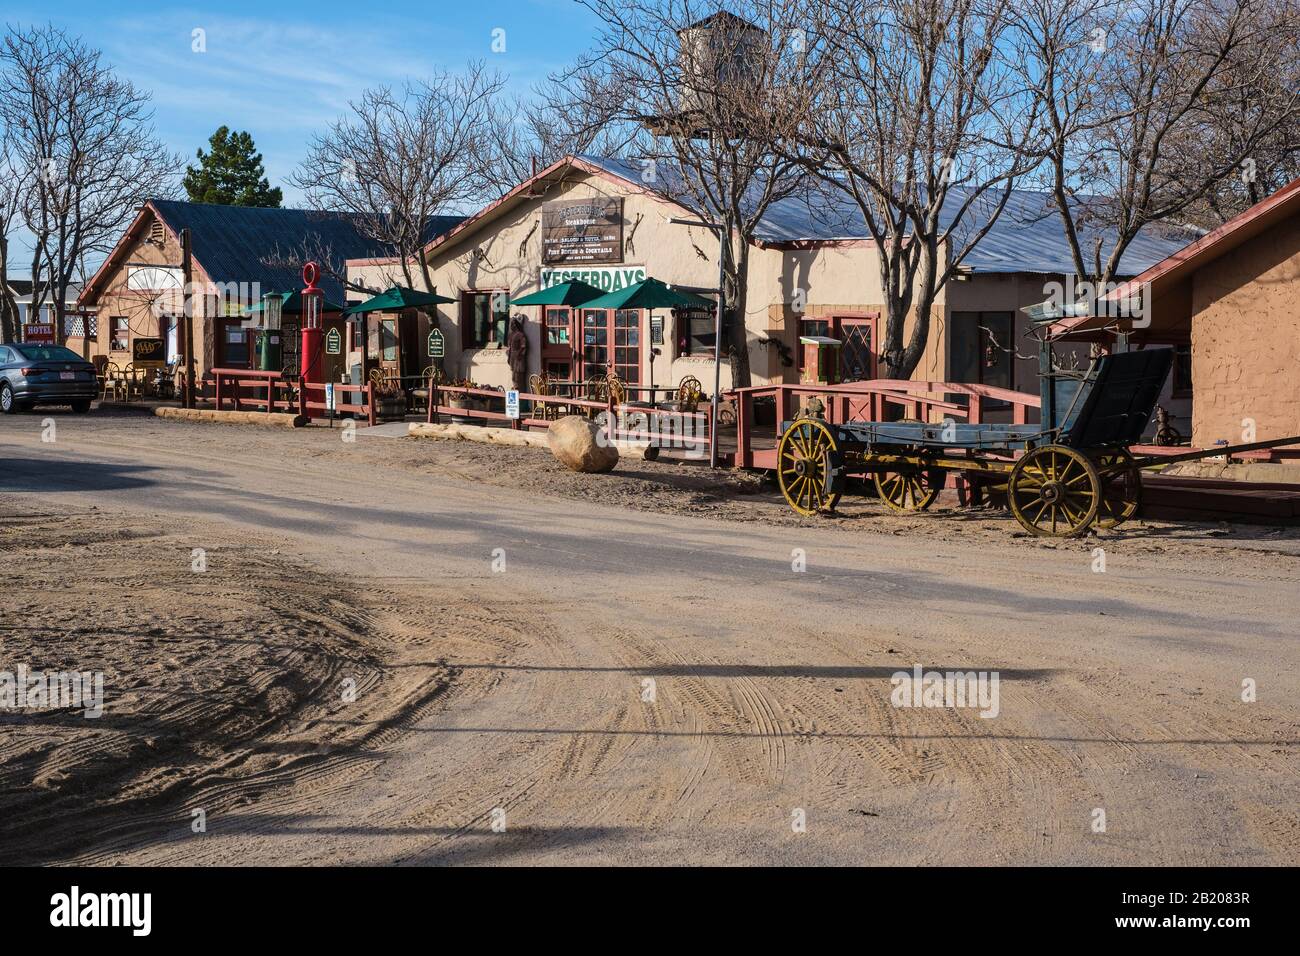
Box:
(1, 410), (1297, 865)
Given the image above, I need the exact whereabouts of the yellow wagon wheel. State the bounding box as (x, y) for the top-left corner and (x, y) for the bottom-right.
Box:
(873, 466), (946, 513)
(1008, 445), (1101, 537)
(777, 419), (843, 516)
(1094, 448), (1142, 528)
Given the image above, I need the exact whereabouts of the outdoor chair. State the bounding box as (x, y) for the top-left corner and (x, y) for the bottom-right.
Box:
(101, 362), (125, 401)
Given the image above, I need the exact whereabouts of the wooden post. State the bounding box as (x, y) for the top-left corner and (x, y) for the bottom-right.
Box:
(366, 381), (376, 427)
(180, 228), (195, 409)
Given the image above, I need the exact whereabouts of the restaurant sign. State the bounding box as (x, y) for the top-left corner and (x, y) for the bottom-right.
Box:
(541, 197), (624, 265)
(427, 328), (445, 358)
(325, 327), (342, 355)
(539, 265), (646, 293)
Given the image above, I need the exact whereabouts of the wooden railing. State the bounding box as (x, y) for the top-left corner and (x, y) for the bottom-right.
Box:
(427, 384), (711, 456)
(726, 379), (1041, 470)
(209, 367), (374, 425)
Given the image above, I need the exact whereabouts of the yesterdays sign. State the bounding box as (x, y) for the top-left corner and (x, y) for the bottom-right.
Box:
(539, 265), (646, 293)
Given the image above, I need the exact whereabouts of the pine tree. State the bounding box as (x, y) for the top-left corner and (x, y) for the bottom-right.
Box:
(183, 127), (283, 207)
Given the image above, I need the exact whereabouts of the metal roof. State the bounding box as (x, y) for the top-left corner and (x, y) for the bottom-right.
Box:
(580, 155), (1199, 278)
(148, 201), (464, 302)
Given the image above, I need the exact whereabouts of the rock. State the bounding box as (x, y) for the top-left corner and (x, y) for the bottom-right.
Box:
(547, 415), (619, 473)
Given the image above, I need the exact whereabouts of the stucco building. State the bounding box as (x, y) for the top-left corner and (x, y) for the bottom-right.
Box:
(1056, 176), (1300, 450)
(346, 155), (1191, 419)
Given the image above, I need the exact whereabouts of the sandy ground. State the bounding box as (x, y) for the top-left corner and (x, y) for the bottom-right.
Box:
(0, 408), (1297, 866)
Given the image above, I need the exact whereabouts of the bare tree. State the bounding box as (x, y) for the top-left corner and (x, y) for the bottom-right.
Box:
(0, 122), (27, 342)
(571, 0), (813, 388)
(0, 24), (181, 348)
(772, 0), (1044, 380)
(1019, 0), (1300, 295)
(290, 62), (507, 294)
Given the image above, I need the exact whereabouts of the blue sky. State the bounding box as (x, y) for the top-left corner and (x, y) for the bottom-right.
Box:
(1, 1), (603, 208)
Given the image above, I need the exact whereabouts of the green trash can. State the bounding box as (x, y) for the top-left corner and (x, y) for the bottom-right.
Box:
(256, 329), (282, 372)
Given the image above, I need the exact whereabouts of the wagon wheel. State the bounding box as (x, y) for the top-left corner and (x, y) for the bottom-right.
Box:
(1094, 448), (1142, 529)
(873, 466), (947, 513)
(777, 419), (844, 516)
(1008, 445), (1101, 538)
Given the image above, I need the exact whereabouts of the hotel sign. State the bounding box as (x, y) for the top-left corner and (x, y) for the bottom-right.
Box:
(541, 197), (624, 265)
(539, 265), (646, 293)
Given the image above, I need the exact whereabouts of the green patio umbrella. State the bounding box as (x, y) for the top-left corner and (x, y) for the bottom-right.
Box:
(510, 280), (606, 307)
(243, 290), (347, 316)
(344, 285), (456, 315)
(580, 276), (714, 311)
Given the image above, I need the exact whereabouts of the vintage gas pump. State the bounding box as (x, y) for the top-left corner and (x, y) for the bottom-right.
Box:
(300, 262), (324, 408)
(257, 291), (283, 372)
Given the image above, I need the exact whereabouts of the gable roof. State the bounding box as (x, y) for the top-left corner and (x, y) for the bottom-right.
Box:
(403, 154), (1195, 279)
(81, 201), (464, 305)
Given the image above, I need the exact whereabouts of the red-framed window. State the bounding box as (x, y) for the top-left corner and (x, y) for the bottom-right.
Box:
(581, 309), (642, 384)
(110, 316), (129, 352)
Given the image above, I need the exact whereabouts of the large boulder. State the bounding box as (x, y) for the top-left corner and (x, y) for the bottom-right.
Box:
(548, 415), (619, 473)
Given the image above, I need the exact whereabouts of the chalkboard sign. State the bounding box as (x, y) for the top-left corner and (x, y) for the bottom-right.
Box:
(133, 337), (166, 366)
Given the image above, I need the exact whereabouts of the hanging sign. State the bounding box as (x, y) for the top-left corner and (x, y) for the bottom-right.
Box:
(541, 197), (624, 265)
(133, 337), (166, 367)
(505, 389), (520, 420)
(427, 328), (445, 358)
(325, 327), (342, 354)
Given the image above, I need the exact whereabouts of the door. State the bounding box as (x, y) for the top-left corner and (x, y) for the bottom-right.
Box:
(581, 309), (641, 384)
(378, 317), (400, 379)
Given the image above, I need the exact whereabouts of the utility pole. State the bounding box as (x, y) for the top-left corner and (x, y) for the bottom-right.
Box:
(180, 228), (194, 409)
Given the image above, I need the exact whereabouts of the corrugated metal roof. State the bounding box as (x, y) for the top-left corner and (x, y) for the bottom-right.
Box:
(149, 201), (464, 301)
(581, 155), (1199, 277)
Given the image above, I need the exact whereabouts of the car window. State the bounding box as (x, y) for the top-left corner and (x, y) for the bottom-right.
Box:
(0, 347), (11, 363)
(13, 345), (83, 362)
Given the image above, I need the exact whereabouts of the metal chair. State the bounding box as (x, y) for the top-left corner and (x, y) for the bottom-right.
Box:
(101, 362), (124, 401)
(676, 375), (703, 413)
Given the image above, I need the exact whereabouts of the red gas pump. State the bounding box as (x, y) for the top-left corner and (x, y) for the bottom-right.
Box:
(300, 262), (324, 412)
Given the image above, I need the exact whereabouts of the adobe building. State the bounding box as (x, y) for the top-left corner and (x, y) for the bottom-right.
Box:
(346, 155), (1190, 419)
(77, 201), (456, 379)
(1057, 176), (1300, 450)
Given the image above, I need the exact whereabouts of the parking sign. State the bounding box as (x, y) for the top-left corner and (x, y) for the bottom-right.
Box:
(505, 389), (520, 420)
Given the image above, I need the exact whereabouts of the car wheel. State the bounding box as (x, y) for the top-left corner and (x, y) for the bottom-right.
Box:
(0, 382), (17, 414)
(71, 399), (91, 414)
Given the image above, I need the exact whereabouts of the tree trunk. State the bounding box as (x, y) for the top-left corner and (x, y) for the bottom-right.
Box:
(0, 235), (19, 343)
(725, 232), (751, 389)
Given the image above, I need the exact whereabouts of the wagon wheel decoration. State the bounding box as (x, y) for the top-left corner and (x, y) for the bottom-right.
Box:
(777, 419), (844, 516)
(1094, 448), (1142, 528)
(873, 465), (947, 513)
(1008, 445), (1101, 537)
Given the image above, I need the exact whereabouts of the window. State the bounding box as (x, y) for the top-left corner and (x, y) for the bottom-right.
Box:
(676, 304), (718, 357)
(1172, 344), (1192, 397)
(111, 316), (129, 352)
(380, 319), (399, 361)
(544, 308), (570, 346)
(797, 318), (831, 372)
(462, 292), (509, 349)
(613, 309), (641, 384)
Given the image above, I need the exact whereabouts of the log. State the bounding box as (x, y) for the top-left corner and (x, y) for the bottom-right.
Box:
(154, 407), (306, 428)
(408, 421), (659, 460)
